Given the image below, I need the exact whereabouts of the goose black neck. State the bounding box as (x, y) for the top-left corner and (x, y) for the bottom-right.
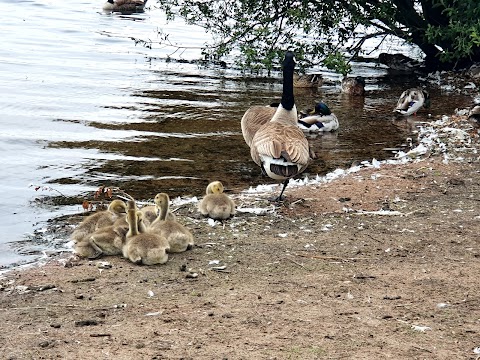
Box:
(281, 52), (295, 111)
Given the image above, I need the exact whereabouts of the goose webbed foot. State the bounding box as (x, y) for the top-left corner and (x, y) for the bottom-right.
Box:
(269, 179), (290, 203)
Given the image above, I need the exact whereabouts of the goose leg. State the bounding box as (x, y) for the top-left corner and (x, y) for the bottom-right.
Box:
(272, 179), (290, 202)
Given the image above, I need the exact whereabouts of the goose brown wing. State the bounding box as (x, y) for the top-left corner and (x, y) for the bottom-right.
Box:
(241, 106), (276, 147)
(251, 122), (310, 166)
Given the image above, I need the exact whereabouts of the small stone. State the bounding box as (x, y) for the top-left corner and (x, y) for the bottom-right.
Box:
(75, 320), (99, 327)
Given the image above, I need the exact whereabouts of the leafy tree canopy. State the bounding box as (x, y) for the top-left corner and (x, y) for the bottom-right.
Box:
(153, 0), (480, 74)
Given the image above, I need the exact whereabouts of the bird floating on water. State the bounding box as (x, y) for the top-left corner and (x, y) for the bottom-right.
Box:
(341, 76), (365, 96)
(103, 0), (147, 14)
(293, 73), (323, 88)
(394, 88), (430, 116)
(378, 53), (424, 73)
(297, 102), (339, 133)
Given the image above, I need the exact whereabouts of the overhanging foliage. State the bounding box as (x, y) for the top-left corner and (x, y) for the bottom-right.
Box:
(153, 0), (480, 73)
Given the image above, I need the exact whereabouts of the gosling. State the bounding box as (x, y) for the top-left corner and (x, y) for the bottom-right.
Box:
(198, 181), (236, 220)
(149, 193), (194, 253)
(122, 201), (169, 265)
(71, 199), (127, 244)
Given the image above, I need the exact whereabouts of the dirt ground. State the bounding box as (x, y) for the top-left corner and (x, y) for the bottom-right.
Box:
(1, 114), (479, 359)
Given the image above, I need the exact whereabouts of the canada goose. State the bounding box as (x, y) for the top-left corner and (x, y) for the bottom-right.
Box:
(394, 88), (430, 116)
(149, 193), (194, 253)
(242, 51), (312, 201)
(297, 102), (339, 133)
(71, 199), (127, 244)
(123, 203), (169, 265)
(293, 73), (323, 88)
(341, 76), (366, 96)
(198, 181), (236, 220)
(103, 0), (147, 14)
(240, 105), (277, 148)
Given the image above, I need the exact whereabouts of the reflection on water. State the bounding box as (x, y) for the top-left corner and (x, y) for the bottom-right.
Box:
(0, 1), (474, 268)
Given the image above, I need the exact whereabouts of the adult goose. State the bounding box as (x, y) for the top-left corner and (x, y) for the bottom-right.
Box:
(198, 181), (236, 220)
(241, 51), (311, 201)
(394, 88), (430, 116)
(103, 0), (147, 14)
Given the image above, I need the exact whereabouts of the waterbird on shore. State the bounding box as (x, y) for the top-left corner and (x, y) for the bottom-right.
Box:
(241, 51), (312, 201)
(198, 181), (236, 220)
(149, 193), (194, 253)
(123, 200), (170, 265)
(468, 105), (480, 127)
(71, 199), (127, 245)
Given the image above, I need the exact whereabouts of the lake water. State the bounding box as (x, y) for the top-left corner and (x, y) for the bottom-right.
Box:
(0, 0), (473, 269)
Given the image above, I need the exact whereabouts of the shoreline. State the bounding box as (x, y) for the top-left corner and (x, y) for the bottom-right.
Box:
(0, 111), (479, 358)
(1, 109), (478, 275)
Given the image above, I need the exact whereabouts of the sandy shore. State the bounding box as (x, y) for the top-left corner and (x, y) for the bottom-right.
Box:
(0, 112), (479, 359)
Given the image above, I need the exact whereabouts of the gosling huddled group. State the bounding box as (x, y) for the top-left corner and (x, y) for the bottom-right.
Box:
(72, 181), (235, 266)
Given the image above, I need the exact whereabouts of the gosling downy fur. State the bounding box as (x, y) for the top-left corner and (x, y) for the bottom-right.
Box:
(123, 201), (169, 265)
(140, 195), (176, 225)
(90, 216), (130, 256)
(74, 216), (129, 259)
(243, 51), (311, 201)
(198, 181), (236, 220)
(394, 88), (430, 116)
(71, 199), (127, 244)
(149, 193), (194, 253)
(103, 0), (147, 14)
(298, 102), (339, 133)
